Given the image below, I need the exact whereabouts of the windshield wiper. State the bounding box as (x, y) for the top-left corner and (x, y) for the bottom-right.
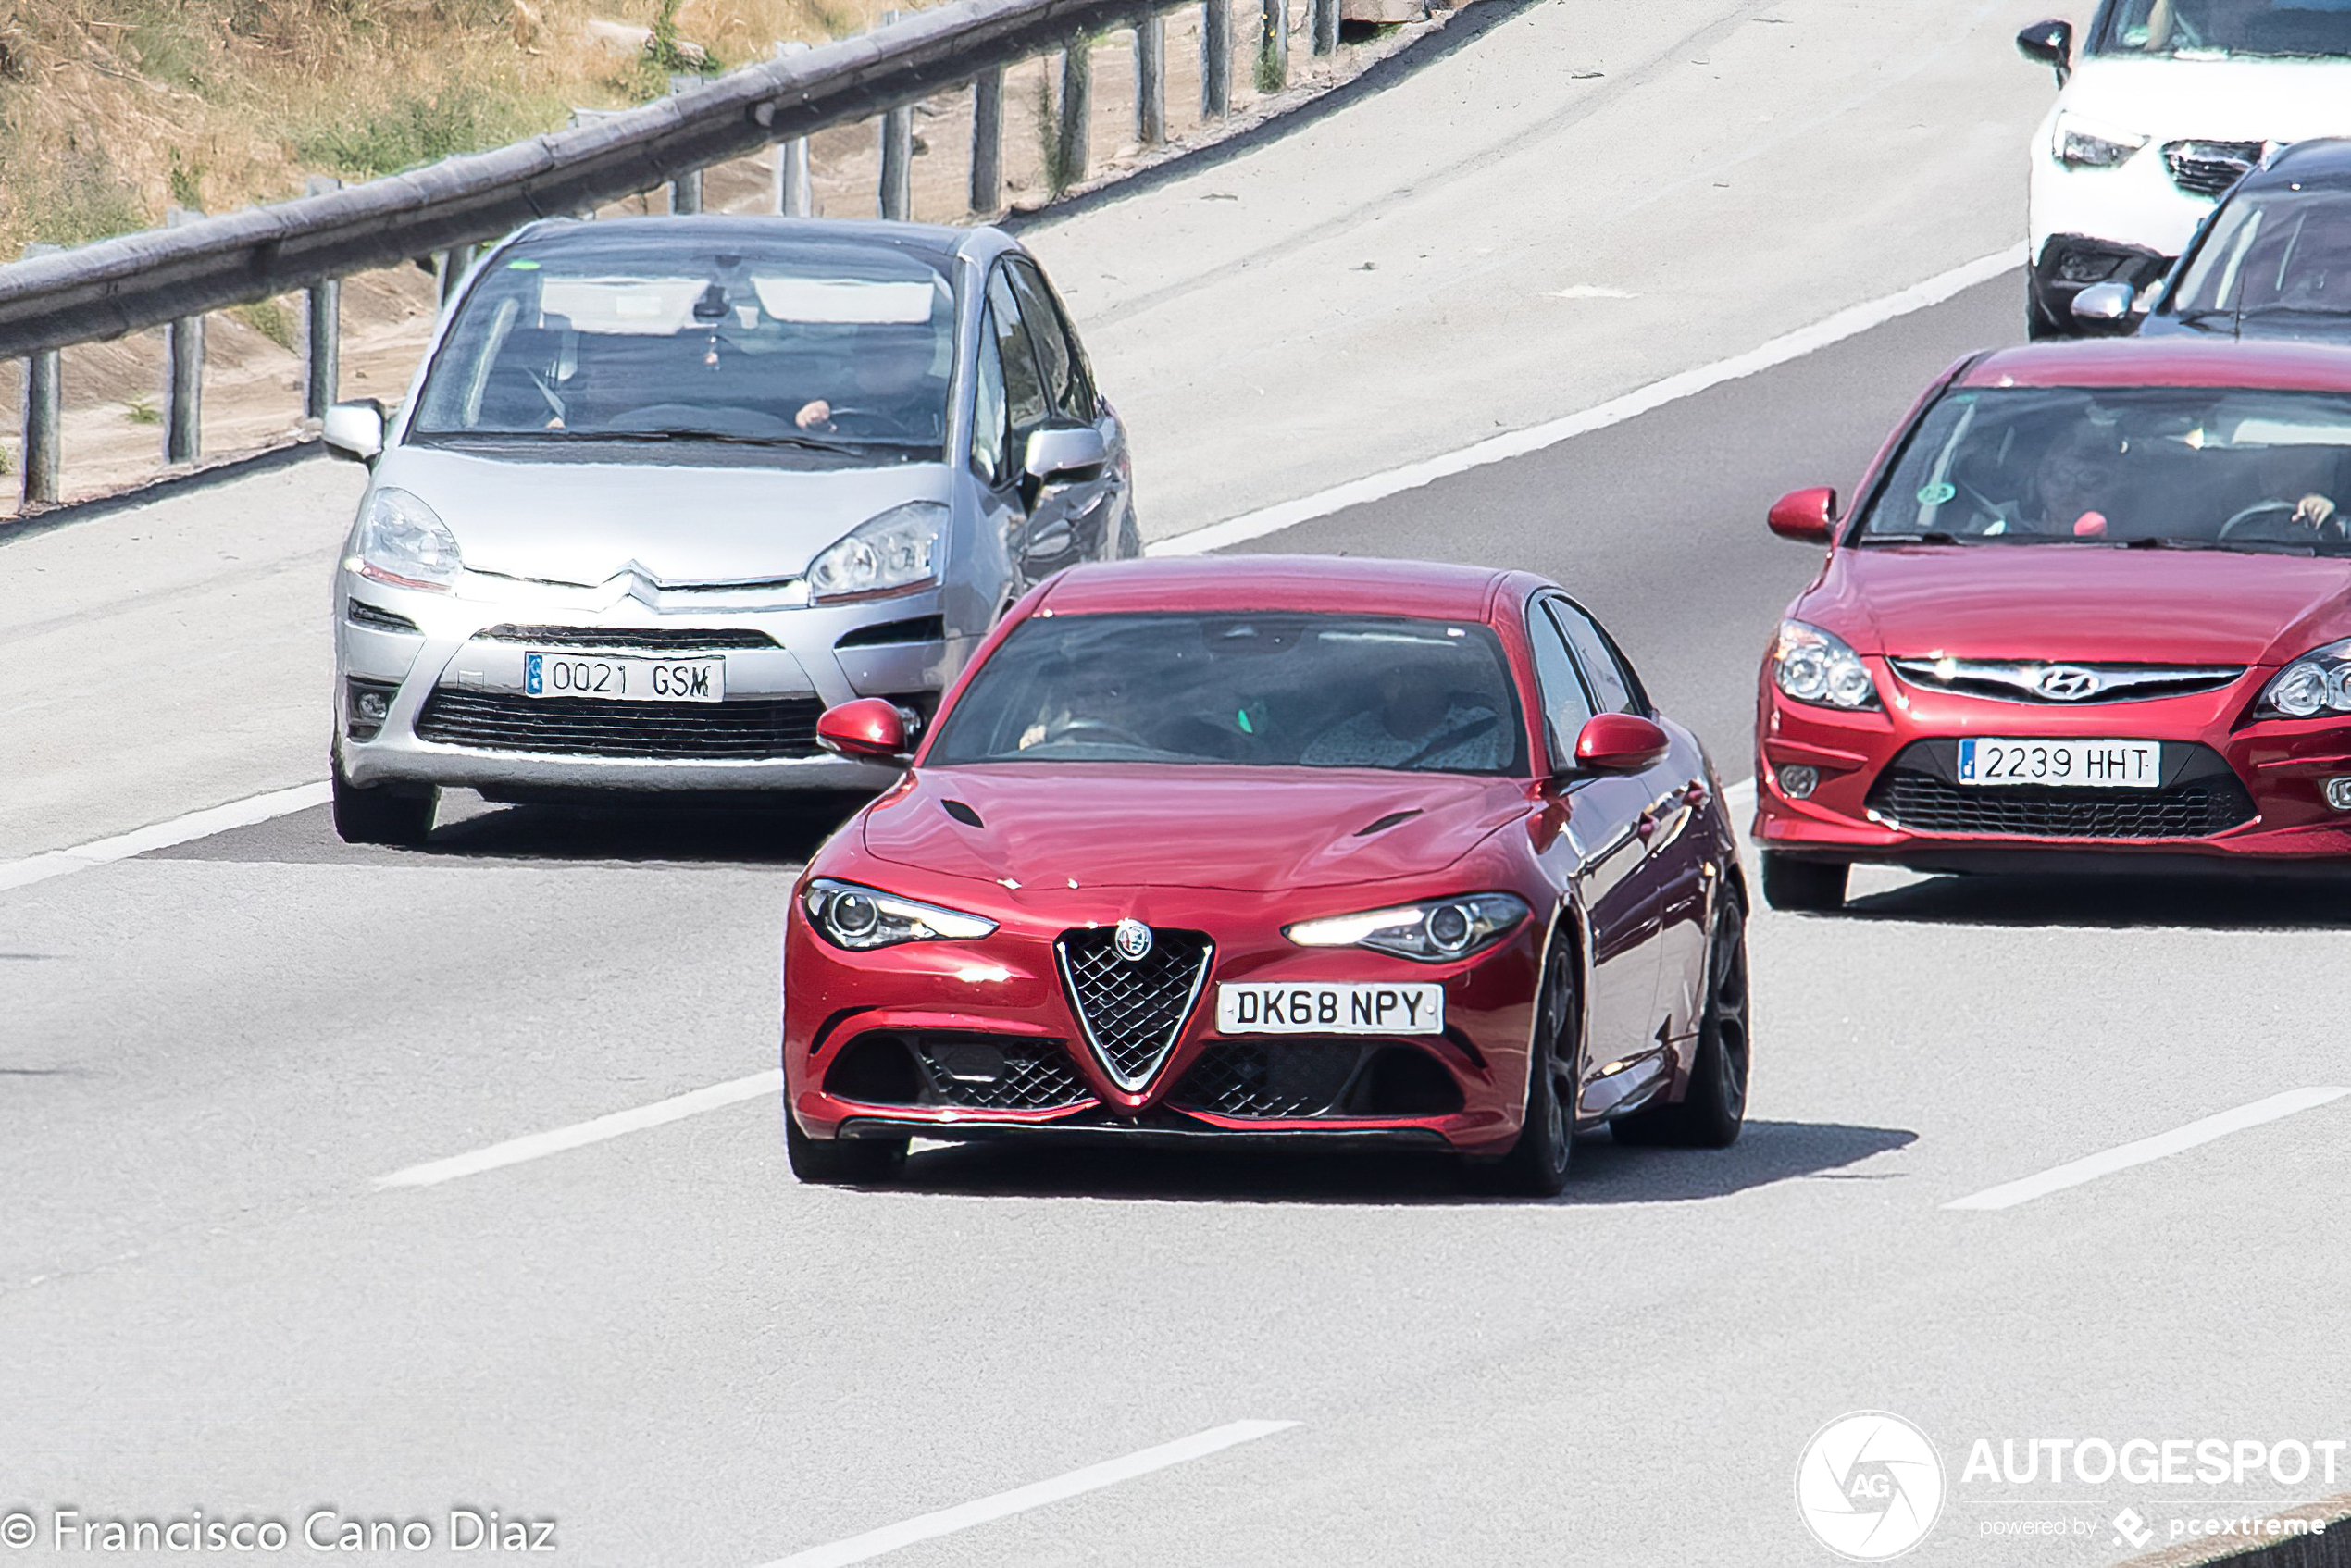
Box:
(554, 428), (875, 454)
(2127, 535), (2318, 556)
(1866, 530), (1964, 545)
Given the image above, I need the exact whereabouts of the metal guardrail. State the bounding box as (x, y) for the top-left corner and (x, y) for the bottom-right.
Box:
(4, 0), (1349, 510)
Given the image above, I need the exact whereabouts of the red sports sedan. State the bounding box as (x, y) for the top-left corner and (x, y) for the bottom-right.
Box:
(781, 557), (1748, 1195)
(1756, 338), (2351, 910)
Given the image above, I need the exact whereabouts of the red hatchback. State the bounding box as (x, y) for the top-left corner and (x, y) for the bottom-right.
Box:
(1756, 338), (2351, 910)
(782, 557), (1747, 1195)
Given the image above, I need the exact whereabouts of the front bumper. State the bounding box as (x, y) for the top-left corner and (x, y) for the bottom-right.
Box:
(2028, 141), (2220, 324)
(1752, 664), (2351, 868)
(334, 567), (959, 794)
(781, 885), (1547, 1157)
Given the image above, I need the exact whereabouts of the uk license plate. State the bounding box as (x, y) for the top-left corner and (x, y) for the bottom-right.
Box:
(523, 651), (725, 703)
(1956, 738), (2160, 789)
(1215, 982), (1445, 1036)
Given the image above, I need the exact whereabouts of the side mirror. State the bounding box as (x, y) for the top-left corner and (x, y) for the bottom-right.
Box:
(815, 697), (913, 762)
(1768, 486), (1838, 544)
(2070, 280), (2139, 332)
(322, 399), (386, 463)
(2017, 19), (2072, 84)
(1571, 713), (1671, 776)
(1023, 425), (1108, 486)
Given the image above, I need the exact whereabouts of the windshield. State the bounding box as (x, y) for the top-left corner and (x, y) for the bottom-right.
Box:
(927, 612), (1528, 775)
(1857, 385), (2351, 552)
(2092, 0), (2351, 57)
(410, 230), (956, 460)
(2172, 186), (2351, 318)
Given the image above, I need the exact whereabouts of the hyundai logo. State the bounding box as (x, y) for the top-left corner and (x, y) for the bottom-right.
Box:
(2034, 665), (2103, 701)
(1113, 918), (1154, 963)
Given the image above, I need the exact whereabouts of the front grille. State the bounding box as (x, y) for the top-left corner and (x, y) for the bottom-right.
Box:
(1170, 1043), (1364, 1118)
(2164, 140), (2264, 198)
(1887, 658), (2244, 705)
(476, 623), (777, 651)
(1055, 927), (1213, 1091)
(415, 691), (822, 758)
(1869, 770), (2257, 840)
(910, 1036), (1089, 1111)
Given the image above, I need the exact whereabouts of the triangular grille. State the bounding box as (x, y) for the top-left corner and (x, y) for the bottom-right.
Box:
(1054, 927), (1213, 1093)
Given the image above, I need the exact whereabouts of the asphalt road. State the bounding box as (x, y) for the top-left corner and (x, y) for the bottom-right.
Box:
(10, 265), (2351, 1568)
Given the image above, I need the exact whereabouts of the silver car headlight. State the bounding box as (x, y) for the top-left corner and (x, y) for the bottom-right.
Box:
(1287, 893), (1528, 963)
(802, 877), (997, 951)
(808, 501), (946, 603)
(1773, 620), (1880, 710)
(2053, 111), (2148, 169)
(350, 487), (462, 592)
(2258, 638), (2351, 718)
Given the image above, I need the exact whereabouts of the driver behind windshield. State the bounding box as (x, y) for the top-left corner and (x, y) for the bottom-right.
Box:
(794, 331), (939, 435)
(1873, 389), (2348, 546)
(1300, 655), (1508, 772)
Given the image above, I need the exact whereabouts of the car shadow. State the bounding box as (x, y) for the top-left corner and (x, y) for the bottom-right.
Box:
(1835, 870), (2351, 931)
(878, 1119), (1916, 1207)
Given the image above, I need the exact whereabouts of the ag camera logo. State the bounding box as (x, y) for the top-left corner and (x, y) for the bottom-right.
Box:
(1796, 1412), (1946, 1560)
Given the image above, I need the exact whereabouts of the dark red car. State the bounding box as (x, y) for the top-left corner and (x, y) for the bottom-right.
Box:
(1757, 338), (2351, 910)
(781, 557), (1748, 1195)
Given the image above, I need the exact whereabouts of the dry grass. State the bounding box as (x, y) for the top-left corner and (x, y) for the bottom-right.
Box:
(0, 0), (919, 256)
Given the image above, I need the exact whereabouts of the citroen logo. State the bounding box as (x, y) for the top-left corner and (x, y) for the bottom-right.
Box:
(2034, 665), (2103, 701)
(1113, 918), (1154, 963)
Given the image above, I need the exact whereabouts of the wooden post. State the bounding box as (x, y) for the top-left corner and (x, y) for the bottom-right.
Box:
(19, 243), (61, 509)
(1057, 42), (1091, 188)
(164, 207), (205, 466)
(877, 13), (914, 219)
(1136, 17), (1167, 145)
(970, 65), (1005, 213)
(303, 177), (342, 421)
(1202, 0), (1232, 118)
(1261, 0), (1288, 91)
(1312, 0), (1338, 56)
(774, 42), (815, 217)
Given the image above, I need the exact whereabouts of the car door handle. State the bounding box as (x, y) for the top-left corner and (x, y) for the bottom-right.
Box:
(1682, 781), (1708, 810)
(1636, 813), (1659, 844)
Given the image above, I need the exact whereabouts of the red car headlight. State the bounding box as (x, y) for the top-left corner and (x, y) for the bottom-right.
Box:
(1772, 620), (1880, 711)
(2258, 638), (2351, 719)
(1286, 893), (1528, 963)
(802, 878), (997, 951)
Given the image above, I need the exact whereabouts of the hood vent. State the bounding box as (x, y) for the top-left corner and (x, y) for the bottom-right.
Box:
(1354, 809), (1424, 838)
(942, 799), (984, 828)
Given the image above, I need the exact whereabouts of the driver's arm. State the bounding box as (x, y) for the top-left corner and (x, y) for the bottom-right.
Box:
(2293, 492), (2339, 529)
(794, 399), (833, 430)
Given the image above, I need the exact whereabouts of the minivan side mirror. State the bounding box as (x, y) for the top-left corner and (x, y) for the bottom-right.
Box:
(1570, 713), (1671, 776)
(1023, 425), (1108, 486)
(2017, 19), (2072, 85)
(2070, 280), (2139, 332)
(322, 399), (386, 464)
(1768, 486), (1838, 544)
(815, 698), (913, 762)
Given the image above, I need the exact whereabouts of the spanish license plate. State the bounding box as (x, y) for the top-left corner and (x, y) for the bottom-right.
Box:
(523, 651), (725, 703)
(1956, 738), (2160, 789)
(1215, 982), (1445, 1036)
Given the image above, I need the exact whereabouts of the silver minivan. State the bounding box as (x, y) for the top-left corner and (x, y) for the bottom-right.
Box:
(325, 216), (1136, 843)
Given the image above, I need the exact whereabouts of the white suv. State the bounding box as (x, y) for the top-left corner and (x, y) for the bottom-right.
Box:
(2021, 0), (2351, 336)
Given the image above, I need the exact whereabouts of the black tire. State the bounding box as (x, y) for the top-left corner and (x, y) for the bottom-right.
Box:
(786, 1114), (907, 1186)
(331, 766), (438, 847)
(1612, 899), (1750, 1149)
(1761, 852), (1847, 913)
(1471, 934), (1578, 1197)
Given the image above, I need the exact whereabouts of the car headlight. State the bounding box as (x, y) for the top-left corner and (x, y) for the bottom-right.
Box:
(349, 487), (461, 592)
(807, 502), (946, 602)
(2258, 638), (2351, 719)
(2054, 112), (2148, 169)
(802, 877), (996, 951)
(1773, 620), (1880, 710)
(1286, 892), (1529, 963)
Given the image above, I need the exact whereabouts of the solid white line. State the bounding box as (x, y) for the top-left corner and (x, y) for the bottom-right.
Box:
(1944, 1088), (2350, 1213)
(1148, 245), (2026, 557)
(0, 780), (332, 895)
(374, 1069), (783, 1189)
(759, 1420), (1300, 1568)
